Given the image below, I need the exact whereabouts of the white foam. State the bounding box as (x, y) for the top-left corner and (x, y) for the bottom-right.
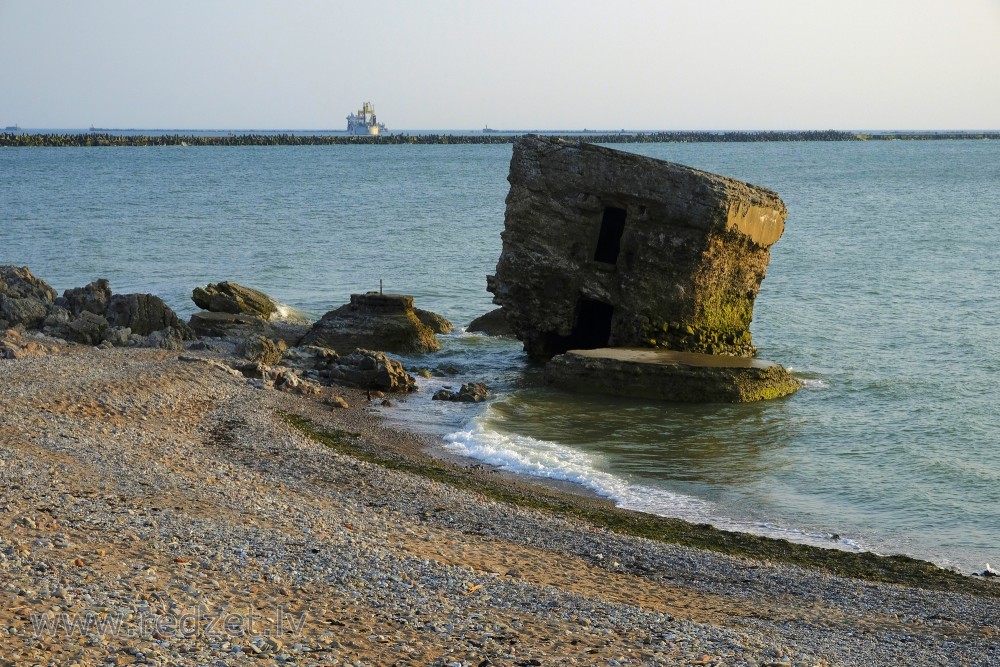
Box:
(443, 411), (865, 553)
(800, 377), (829, 390)
(444, 413), (718, 520)
(271, 302), (312, 324)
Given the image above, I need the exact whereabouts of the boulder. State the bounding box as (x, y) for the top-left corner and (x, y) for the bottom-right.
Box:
(467, 308), (514, 336)
(544, 348), (801, 403)
(487, 136), (788, 359)
(1, 328), (56, 360)
(322, 349), (417, 393)
(188, 311), (306, 346)
(40, 306), (73, 339)
(300, 293), (439, 354)
(239, 334), (285, 366)
(101, 326), (132, 347)
(414, 308), (453, 334)
(432, 383), (489, 403)
(142, 327), (188, 350)
(0, 265), (56, 329)
(106, 293), (192, 338)
(192, 281), (278, 319)
(283, 345), (339, 364)
(60, 279), (112, 317)
(65, 311), (110, 345)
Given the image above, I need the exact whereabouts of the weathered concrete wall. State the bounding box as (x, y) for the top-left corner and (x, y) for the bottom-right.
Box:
(487, 136), (788, 359)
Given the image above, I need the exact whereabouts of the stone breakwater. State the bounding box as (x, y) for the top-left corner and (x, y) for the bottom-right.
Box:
(5, 130), (1000, 147)
(0, 347), (998, 666)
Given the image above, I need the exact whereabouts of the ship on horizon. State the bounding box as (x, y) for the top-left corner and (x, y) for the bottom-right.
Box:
(346, 102), (386, 136)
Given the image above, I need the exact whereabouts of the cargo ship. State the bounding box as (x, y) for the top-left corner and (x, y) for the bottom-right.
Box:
(346, 102), (386, 136)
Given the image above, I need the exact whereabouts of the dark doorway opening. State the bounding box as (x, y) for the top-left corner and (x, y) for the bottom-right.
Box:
(569, 298), (614, 350)
(594, 206), (627, 264)
(537, 299), (616, 357)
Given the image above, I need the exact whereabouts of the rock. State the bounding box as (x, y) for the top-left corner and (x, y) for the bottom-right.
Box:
(188, 311), (307, 346)
(414, 308), (453, 334)
(271, 368), (321, 395)
(0, 266), (56, 329)
(141, 327), (187, 350)
(323, 349), (417, 393)
(40, 306), (73, 339)
(234, 361), (271, 379)
(191, 281), (278, 319)
(106, 293), (192, 337)
(432, 383), (490, 403)
(101, 326), (132, 347)
(467, 308), (514, 336)
(487, 136), (788, 359)
(59, 279), (112, 317)
(544, 348), (801, 402)
(300, 293), (440, 354)
(65, 311), (110, 345)
(239, 334), (285, 366)
(328, 395), (350, 409)
(0, 328), (54, 359)
(283, 345), (339, 364)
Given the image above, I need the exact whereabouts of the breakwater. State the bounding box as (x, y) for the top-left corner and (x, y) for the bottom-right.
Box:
(3, 129), (1000, 147)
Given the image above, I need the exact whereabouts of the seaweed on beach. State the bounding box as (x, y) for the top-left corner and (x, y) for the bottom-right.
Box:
(282, 412), (998, 599)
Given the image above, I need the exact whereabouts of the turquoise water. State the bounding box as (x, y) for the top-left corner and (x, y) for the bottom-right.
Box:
(2, 141), (998, 571)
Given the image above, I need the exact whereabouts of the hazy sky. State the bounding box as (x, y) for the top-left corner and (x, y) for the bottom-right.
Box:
(3, 0), (999, 130)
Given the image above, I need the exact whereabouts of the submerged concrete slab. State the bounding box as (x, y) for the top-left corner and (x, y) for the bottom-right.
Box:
(544, 348), (801, 403)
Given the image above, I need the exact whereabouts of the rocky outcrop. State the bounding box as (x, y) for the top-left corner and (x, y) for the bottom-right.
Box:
(60, 279), (112, 317)
(300, 293), (440, 354)
(544, 348), (801, 403)
(0, 266), (56, 329)
(1, 268), (191, 350)
(432, 383), (489, 403)
(65, 311), (110, 345)
(323, 349), (417, 393)
(414, 308), (453, 335)
(467, 308), (514, 337)
(142, 327), (187, 350)
(192, 281), (278, 320)
(488, 136), (788, 359)
(188, 311), (307, 347)
(1, 328), (58, 359)
(278, 345), (415, 393)
(105, 293), (191, 338)
(239, 334), (285, 366)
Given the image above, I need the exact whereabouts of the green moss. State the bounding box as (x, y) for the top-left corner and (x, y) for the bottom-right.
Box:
(282, 411), (997, 598)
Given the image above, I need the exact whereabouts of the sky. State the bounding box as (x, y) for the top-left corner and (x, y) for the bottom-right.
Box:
(2, 0), (999, 131)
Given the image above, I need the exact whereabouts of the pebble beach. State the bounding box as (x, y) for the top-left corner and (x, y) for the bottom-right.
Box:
(1, 343), (998, 666)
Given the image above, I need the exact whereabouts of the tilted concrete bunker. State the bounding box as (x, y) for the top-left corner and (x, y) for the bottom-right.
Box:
(487, 136), (800, 402)
(488, 135), (788, 361)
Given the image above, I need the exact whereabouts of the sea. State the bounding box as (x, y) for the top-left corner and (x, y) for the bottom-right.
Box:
(2, 137), (997, 573)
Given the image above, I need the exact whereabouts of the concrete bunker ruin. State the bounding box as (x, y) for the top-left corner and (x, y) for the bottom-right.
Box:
(488, 135), (789, 360)
(486, 135), (800, 402)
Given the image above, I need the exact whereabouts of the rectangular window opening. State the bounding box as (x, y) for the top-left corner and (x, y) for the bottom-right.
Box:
(594, 206), (627, 264)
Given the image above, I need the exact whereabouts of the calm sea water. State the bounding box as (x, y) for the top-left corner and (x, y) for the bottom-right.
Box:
(2, 140), (997, 572)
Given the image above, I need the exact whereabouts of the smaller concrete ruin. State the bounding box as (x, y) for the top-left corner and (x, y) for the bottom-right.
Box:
(488, 136), (799, 402)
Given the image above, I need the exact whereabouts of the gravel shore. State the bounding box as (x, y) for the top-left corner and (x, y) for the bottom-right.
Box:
(1, 347), (997, 666)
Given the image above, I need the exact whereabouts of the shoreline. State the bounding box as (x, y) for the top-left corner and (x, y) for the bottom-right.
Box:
(1, 345), (998, 664)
